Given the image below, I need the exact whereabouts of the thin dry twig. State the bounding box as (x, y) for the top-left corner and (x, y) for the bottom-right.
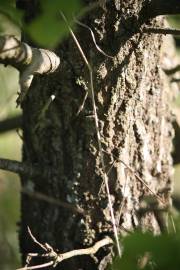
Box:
(102, 150), (176, 234)
(17, 228), (113, 270)
(34, 92), (57, 132)
(102, 150), (165, 205)
(0, 157), (44, 177)
(116, 167), (129, 226)
(169, 213), (177, 234)
(28, 227), (48, 252)
(76, 89), (88, 115)
(17, 261), (54, 270)
(57, 237), (112, 261)
(60, 11), (121, 256)
(74, 18), (114, 59)
(119, 159), (165, 205)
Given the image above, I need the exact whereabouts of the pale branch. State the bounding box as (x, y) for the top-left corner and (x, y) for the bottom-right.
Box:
(143, 27), (180, 36)
(0, 157), (49, 177)
(27, 227), (47, 252)
(0, 35), (60, 105)
(0, 114), (22, 133)
(17, 261), (54, 270)
(55, 237), (113, 263)
(17, 228), (113, 270)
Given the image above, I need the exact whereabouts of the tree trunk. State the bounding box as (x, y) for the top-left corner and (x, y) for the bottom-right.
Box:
(17, 1), (174, 269)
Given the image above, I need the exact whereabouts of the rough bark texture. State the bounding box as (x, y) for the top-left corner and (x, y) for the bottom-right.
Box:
(17, 1), (174, 269)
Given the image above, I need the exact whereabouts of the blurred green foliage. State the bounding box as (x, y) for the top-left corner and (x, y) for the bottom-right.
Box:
(0, 64), (21, 269)
(27, 0), (82, 47)
(0, 0), (82, 47)
(168, 15), (180, 30)
(109, 225), (180, 270)
(0, 4), (21, 269)
(0, 171), (20, 270)
(0, 0), (22, 30)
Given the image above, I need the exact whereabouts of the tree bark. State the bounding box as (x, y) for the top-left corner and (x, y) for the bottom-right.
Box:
(17, 1), (174, 269)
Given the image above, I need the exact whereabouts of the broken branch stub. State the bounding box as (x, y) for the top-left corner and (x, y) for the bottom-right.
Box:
(0, 35), (60, 105)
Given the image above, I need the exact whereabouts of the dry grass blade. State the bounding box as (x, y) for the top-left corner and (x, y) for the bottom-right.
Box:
(60, 11), (121, 256)
(74, 18), (114, 59)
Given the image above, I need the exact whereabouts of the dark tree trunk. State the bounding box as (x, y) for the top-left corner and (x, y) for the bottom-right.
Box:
(17, 1), (174, 269)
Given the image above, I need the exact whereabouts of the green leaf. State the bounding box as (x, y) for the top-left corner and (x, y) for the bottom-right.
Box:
(0, 0), (22, 27)
(109, 229), (180, 270)
(27, 0), (82, 48)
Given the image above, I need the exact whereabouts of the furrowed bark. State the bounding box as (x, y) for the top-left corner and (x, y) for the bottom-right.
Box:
(16, 1), (175, 269)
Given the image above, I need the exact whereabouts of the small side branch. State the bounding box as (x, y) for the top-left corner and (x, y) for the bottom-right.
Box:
(0, 35), (60, 104)
(22, 188), (85, 216)
(0, 157), (46, 177)
(56, 237), (113, 263)
(143, 27), (180, 36)
(0, 114), (22, 133)
(0, 160), (85, 214)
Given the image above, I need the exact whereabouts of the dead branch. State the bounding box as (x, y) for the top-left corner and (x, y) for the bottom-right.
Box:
(143, 27), (180, 36)
(17, 261), (54, 270)
(16, 228), (113, 270)
(0, 157), (49, 178)
(0, 161), (84, 214)
(0, 114), (22, 133)
(55, 237), (113, 263)
(22, 188), (85, 216)
(0, 35), (60, 105)
(27, 227), (47, 252)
